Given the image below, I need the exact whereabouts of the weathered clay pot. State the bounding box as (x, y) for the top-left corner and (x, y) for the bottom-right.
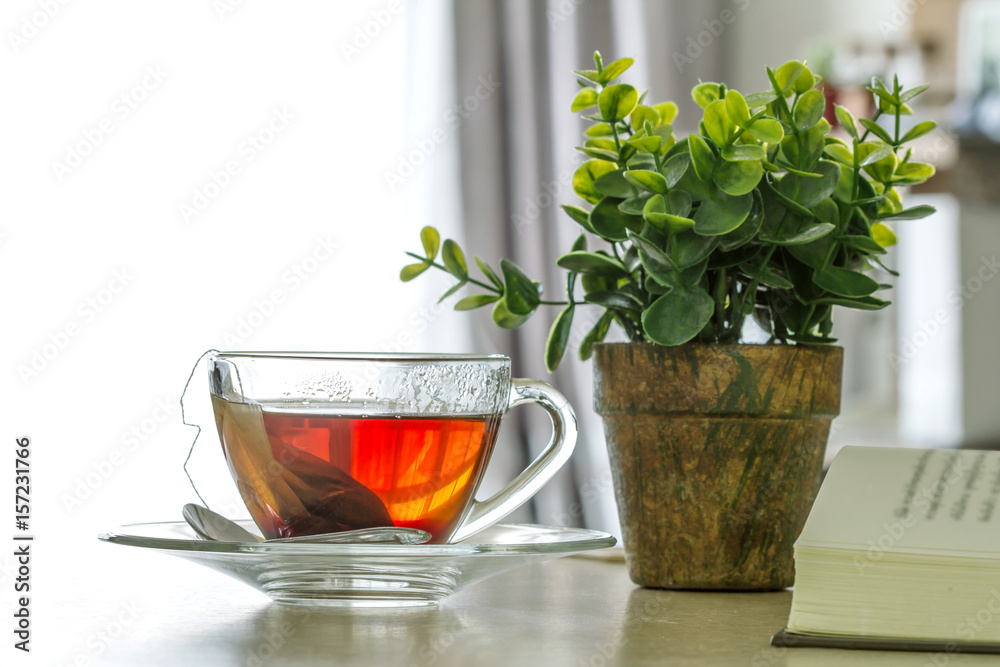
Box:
(593, 342), (843, 590)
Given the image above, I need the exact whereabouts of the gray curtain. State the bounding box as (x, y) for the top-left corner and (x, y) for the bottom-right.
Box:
(441, 0), (739, 533)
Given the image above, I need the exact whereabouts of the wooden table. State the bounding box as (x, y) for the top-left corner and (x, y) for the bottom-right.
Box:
(36, 541), (999, 666)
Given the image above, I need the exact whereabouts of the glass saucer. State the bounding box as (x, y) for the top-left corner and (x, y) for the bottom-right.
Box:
(99, 522), (617, 607)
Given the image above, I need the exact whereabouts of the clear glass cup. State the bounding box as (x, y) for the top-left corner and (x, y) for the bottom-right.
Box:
(208, 352), (576, 544)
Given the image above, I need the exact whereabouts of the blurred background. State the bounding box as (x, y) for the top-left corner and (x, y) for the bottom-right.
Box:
(2, 4), (999, 648)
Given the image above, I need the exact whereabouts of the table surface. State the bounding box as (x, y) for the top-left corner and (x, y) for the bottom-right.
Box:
(34, 541), (1000, 667)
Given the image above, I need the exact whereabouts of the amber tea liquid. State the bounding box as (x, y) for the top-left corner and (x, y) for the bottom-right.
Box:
(214, 395), (502, 542)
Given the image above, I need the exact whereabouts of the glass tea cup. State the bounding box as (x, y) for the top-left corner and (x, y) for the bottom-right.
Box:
(208, 352), (577, 544)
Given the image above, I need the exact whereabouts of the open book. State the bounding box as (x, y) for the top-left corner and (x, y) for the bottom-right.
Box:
(774, 446), (1000, 654)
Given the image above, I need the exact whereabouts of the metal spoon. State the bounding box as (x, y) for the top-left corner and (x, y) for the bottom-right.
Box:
(182, 504), (431, 545)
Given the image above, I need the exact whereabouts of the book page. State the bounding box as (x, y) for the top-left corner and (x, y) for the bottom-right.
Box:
(796, 446), (1000, 557)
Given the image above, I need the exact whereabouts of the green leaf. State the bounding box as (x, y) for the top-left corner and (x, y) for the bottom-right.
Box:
(662, 152), (690, 188)
(725, 90), (752, 128)
(871, 222), (897, 248)
(834, 104), (858, 139)
(420, 226), (440, 260)
(807, 295), (890, 310)
(721, 144), (766, 162)
(823, 142), (854, 166)
(880, 204), (935, 221)
(628, 230), (676, 284)
(703, 100), (736, 147)
(691, 82), (721, 109)
(775, 160), (839, 208)
(474, 255), (504, 289)
(858, 142), (893, 167)
(709, 244), (760, 269)
(590, 197), (642, 241)
(561, 204), (597, 234)
(579, 311), (614, 361)
(571, 233), (587, 253)
(400, 261), (431, 282)
(666, 189), (693, 218)
(655, 102), (679, 124)
(688, 134), (716, 181)
(718, 189), (763, 251)
(741, 259), (794, 289)
(775, 61), (805, 95)
(492, 298), (532, 329)
(619, 193), (653, 216)
(576, 146), (621, 161)
(779, 126), (825, 169)
(748, 119), (783, 144)
(585, 123), (614, 137)
(626, 135), (662, 153)
(792, 63), (817, 93)
(673, 231), (718, 268)
(859, 119), (894, 144)
(594, 170), (635, 198)
(584, 291), (643, 312)
(573, 160), (617, 204)
(455, 294), (500, 310)
(894, 162), (936, 183)
(642, 287), (714, 345)
(441, 239), (468, 279)
(556, 251), (628, 277)
(759, 221), (835, 246)
(838, 234), (886, 255)
(693, 191), (753, 236)
(714, 159), (763, 196)
(437, 280), (467, 303)
(793, 89), (826, 131)
(624, 169), (668, 194)
(630, 104), (659, 131)
(598, 84), (639, 123)
(573, 69), (601, 83)
(544, 305), (575, 372)
(641, 194), (694, 235)
(745, 90), (778, 107)
(813, 266), (880, 297)
(899, 84), (930, 103)
(571, 88), (598, 112)
(499, 258), (540, 315)
(598, 57), (634, 84)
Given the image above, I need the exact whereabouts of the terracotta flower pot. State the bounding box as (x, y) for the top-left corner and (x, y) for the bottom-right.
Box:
(593, 342), (843, 590)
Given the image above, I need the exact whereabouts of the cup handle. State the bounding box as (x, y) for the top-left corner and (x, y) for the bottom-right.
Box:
(450, 378), (577, 543)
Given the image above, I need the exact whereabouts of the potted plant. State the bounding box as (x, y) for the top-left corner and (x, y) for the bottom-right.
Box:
(398, 53), (937, 590)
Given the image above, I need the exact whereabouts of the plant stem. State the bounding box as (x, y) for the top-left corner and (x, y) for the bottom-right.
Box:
(412, 254), (571, 306)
